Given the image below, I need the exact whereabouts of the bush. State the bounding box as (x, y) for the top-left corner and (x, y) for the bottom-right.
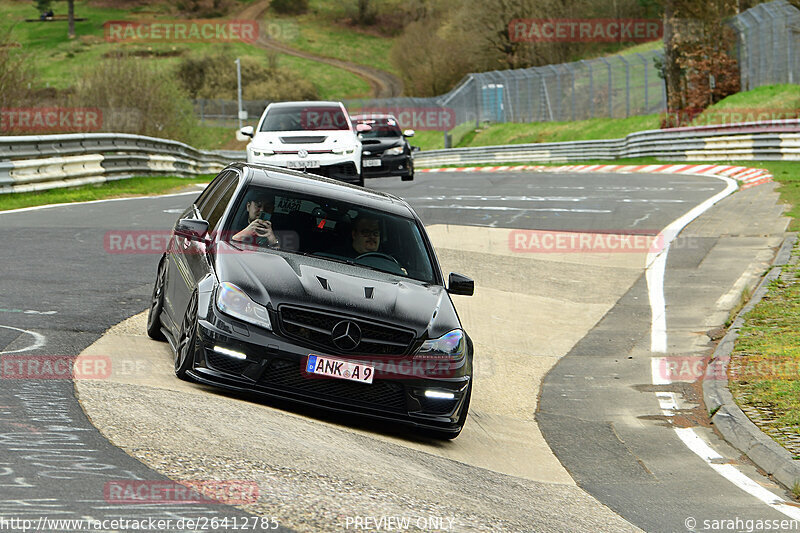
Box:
(175, 0), (237, 18)
(71, 54), (197, 142)
(390, 20), (473, 97)
(0, 29), (36, 109)
(176, 49), (318, 101)
(271, 0), (308, 15)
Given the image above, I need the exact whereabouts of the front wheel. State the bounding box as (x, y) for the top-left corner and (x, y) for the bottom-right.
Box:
(174, 291), (198, 381)
(146, 257), (167, 340)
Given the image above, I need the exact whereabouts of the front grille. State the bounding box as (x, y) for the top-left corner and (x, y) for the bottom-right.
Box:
(278, 305), (415, 356)
(262, 359), (407, 412)
(279, 136), (327, 144)
(314, 163), (358, 179)
(206, 351), (250, 375)
(419, 396), (458, 415)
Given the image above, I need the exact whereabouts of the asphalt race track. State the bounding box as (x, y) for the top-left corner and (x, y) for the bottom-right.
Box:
(0, 170), (791, 532)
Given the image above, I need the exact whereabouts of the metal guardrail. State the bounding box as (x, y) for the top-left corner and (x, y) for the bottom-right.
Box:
(0, 133), (231, 194)
(413, 120), (800, 166)
(1, 120), (797, 193)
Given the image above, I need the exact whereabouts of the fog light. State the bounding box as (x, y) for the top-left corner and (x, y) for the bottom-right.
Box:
(425, 390), (455, 400)
(213, 346), (247, 360)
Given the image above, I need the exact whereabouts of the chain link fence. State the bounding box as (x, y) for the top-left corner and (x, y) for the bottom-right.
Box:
(729, 0), (800, 90)
(195, 0), (799, 136)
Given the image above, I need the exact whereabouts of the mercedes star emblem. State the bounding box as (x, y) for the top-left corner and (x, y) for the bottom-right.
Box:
(331, 320), (362, 351)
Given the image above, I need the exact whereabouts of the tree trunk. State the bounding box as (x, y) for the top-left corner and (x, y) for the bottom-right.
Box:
(662, 0), (683, 112)
(68, 0), (75, 39)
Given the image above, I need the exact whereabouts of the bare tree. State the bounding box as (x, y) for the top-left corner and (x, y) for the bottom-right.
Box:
(67, 0), (74, 38)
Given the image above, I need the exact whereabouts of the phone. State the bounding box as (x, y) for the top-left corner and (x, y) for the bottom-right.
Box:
(259, 212), (271, 222)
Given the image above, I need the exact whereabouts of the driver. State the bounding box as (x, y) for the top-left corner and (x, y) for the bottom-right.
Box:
(350, 215), (381, 256)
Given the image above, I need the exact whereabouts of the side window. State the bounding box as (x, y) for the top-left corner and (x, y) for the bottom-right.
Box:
(195, 170), (231, 217)
(206, 174), (238, 231)
(198, 171), (236, 223)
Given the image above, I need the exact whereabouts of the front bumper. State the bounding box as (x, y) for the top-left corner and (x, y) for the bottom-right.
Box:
(361, 154), (413, 178)
(187, 304), (471, 434)
(247, 153), (361, 183)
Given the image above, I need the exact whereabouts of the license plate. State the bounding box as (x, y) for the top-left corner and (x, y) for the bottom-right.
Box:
(286, 160), (320, 169)
(306, 355), (374, 384)
(363, 159), (382, 167)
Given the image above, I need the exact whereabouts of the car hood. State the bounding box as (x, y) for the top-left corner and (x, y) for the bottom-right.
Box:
(360, 138), (404, 154)
(215, 243), (460, 338)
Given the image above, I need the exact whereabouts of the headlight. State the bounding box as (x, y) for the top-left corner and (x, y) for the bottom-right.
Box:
(216, 282), (271, 331)
(333, 147), (355, 155)
(416, 329), (465, 360)
(251, 149), (274, 156)
(385, 146), (404, 156)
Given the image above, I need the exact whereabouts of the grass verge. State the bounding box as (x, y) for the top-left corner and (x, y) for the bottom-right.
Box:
(0, 175), (213, 212)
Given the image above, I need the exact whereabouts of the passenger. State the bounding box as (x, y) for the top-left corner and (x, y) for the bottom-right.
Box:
(232, 192), (280, 249)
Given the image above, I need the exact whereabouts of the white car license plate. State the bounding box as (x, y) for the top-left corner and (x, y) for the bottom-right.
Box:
(363, 159), (382, 167)
(306, 355), (374, 384)
(286, 160), (320, 169)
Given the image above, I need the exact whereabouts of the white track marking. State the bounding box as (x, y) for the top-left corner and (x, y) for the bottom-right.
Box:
(651, 359), (800, 521)
(645, 175), (738, 352)
(0, 325), (46, 354)
(0, 190), (202, 215)
(417, 205), (612, 213)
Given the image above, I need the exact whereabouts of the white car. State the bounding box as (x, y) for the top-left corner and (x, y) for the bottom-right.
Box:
(240, 101), (365, 186)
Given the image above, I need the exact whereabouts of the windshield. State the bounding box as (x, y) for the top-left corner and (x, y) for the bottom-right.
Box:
(260, 105), (350, 132)
(224, 184), (437, 284)
(355, 118), (403, 138)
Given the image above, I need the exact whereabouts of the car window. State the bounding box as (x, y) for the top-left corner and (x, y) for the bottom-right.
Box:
(260, 106), (350, 132)
(224, 184), (437, 284)
(195, 170), (232, 216)
(204, 173), (238, 231)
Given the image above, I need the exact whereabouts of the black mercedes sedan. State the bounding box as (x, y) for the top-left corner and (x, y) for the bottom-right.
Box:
(147, 163), (474, 438)
(352, 114), (416, 181)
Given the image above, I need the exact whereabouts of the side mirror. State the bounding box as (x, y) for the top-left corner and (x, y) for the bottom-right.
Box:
(239, 126), (254, 138)
(411, 145), (421, 152)
(403, 129), (415, 138)
(356, 123), (372, 132)
(174, 218), (210, 243)
(447, 272), (474, 296)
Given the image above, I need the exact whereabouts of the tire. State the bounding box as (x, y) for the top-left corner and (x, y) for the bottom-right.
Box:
(174, 290), (198, 381)
(420, 381), (472, 440)
(401, 171), (414, 182)
(146, 258), (167, 341)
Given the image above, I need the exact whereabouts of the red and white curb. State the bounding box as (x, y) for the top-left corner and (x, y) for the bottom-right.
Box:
(420, 163), (772, 190)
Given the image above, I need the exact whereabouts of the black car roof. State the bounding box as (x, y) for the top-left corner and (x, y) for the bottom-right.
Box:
(227, 163), (415, 218)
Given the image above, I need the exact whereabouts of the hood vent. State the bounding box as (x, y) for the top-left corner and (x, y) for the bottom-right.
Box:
(316, 276), (331, 291)
(364, 287), (374, 299)
(280, 136), (327, 144)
